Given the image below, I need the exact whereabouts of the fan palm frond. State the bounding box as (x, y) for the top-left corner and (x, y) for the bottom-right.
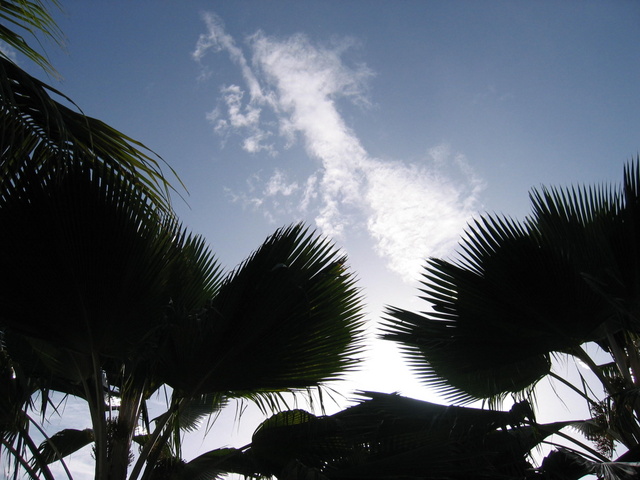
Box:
(158, 224), (365, 397)
(381, 161), (637, 404)
(0, 160), (174, 356)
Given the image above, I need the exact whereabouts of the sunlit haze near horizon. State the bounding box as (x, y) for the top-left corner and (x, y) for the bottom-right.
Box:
(14, 1), (640, 477)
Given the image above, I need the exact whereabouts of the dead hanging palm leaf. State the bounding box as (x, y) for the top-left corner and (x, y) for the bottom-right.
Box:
(36, 428), (94, 465)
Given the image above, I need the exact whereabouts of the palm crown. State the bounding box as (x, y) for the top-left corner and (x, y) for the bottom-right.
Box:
(383, 160), (640, 459)
(0, 3), (365, 480)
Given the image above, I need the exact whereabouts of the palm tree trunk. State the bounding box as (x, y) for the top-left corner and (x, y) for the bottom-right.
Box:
(85, 354), (109, 480)
(106, 381), (146, 480)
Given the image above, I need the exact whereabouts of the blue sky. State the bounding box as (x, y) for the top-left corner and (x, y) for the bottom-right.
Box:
(42, 1), (639, 279)
(13, 0), (640, 475)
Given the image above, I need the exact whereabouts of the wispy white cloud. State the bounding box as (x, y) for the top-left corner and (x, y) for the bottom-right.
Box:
(363, 147), (484, 280)
(265, 169), (299, 196)
(194, 13), (484, 282)
(224, 170), (302, 223)
(194, 14), (276, 154)
(193, 13), (266, 103)
(219, 85), (261, 128)
(206, 83), (275, 154)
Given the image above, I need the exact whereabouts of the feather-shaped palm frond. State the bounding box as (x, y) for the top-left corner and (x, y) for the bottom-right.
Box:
(0, 56), (179, 215)
(0, 0), (64, 76)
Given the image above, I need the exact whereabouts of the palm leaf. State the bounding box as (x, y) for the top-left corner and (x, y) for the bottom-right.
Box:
(0, 0), (64, 76)
(142, 448), (262, 480)
(381, 217), (569, 403)
(382, 167), (626, 403)
(0, 159), (215, 367)
(0, 160), (167, 355)
(182, 448), (262, 480)
(0, 336), (35, 437)
(36, 428), (94, 464)
(157, 224), (365, 396)
(5, 332), (91, 400)
(250, 408), (345, 474)
(0, 56), (179, 215)
(164, 231), (224, 313)
(169, 393), (228, 434)
(541, 448), (640, 480)
(240, 392), (553, 480)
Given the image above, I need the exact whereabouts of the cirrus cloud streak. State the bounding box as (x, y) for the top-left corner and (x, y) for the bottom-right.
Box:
(194, 13), (484, 282)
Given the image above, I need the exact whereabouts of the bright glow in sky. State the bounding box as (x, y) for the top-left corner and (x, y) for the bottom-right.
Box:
(24, 0), (640, 477)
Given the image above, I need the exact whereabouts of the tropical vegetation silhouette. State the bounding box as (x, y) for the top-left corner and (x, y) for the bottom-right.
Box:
(217, 161), (640, 480)
(1, 3), (364, 480)
(382, 160), (640, 478)
(3, 2), (640, 480)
